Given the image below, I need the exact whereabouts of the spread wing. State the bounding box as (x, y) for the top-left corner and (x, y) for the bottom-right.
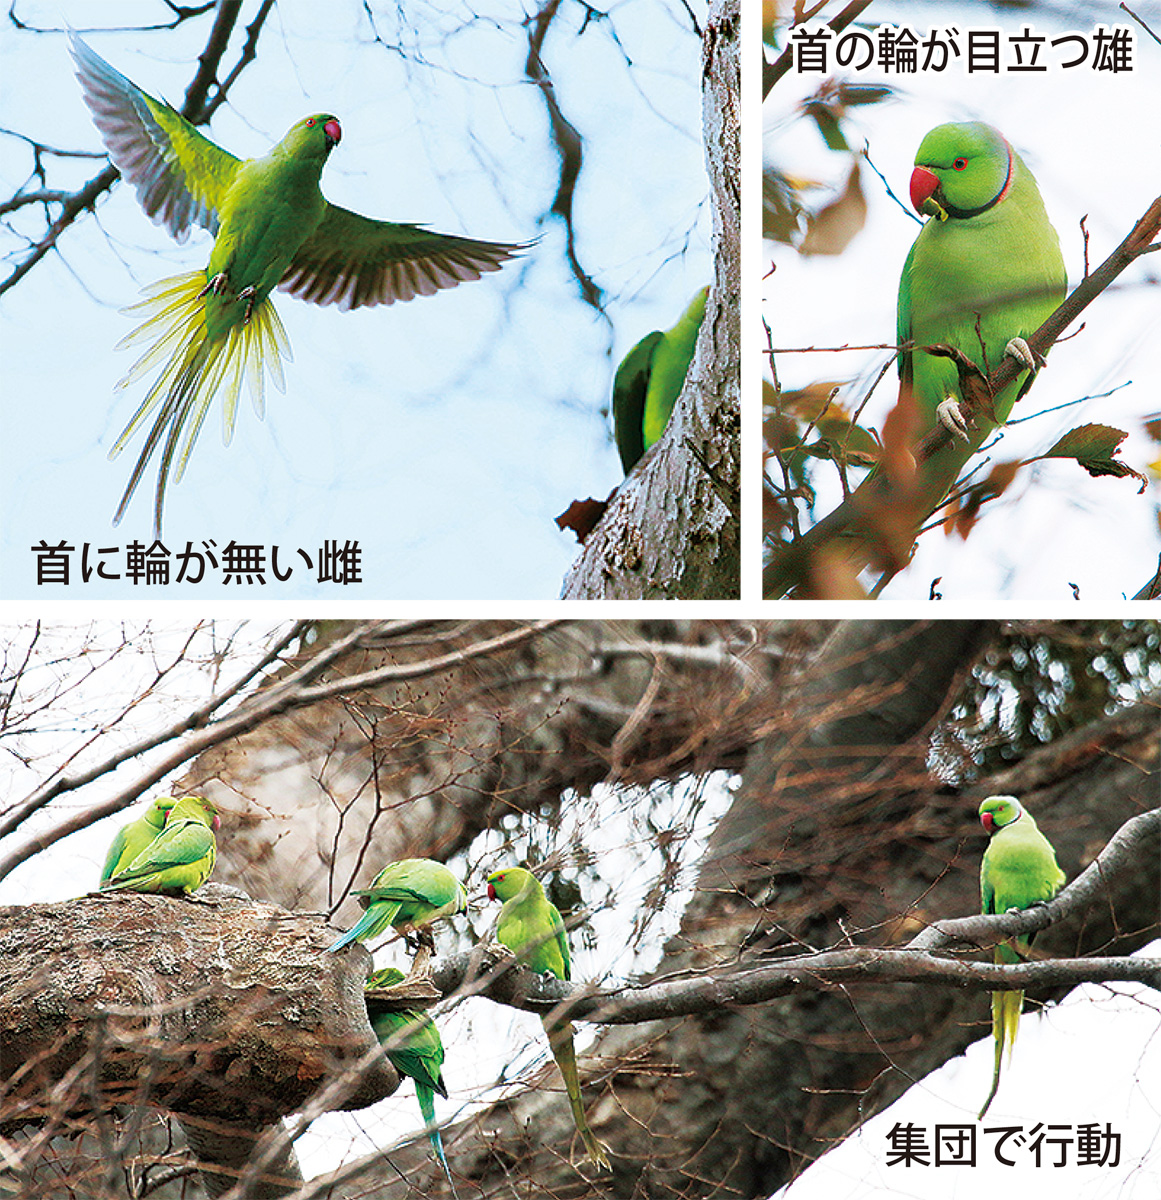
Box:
(280, 203), (524, 310)
(70, 31), (240, 241)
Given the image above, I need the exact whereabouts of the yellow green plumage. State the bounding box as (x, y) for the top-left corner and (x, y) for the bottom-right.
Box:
(487, 866), (610, 1169)
(977, 794), (1065, 1119)
(101, 794), (219, 896)
(898, 122), (1066, 512)
(70, 33), (522, 536)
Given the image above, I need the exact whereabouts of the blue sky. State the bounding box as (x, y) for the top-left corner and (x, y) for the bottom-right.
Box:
(0, 0), (711, 599)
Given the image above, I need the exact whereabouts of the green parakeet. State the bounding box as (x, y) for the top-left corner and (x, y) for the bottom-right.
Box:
(613, 286), (709, 474)
(70, 33), (522, 537)
(977, 794), (1066, 1119)
(365, 967), (458, 1198)
(898, 122), (1066, 510)
(99, 795), (175, 885)
(101, 794), (219, 896)
(486, 866), (610, 1169)
(328, 858), (467, 953)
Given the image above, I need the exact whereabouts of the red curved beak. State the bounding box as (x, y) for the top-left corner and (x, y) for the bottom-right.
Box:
(909, 165), (939, 213)
(980, 812), (994, 833)
(487, 882), (497, 901)
(324, 119), (341, 149)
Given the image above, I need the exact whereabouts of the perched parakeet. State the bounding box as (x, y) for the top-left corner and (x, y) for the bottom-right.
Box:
(977, 794), (1066, 1119)
(899, 122), (1066, 509)
(613, 286), (710, 474)
(487, 866), (610, 1169)
(328, 858), (467, 953)
(99, 795), (175, 885)
(101, 794), (219, 896)
(365, 967), (458, 1198)
(69, 33), (522, 537)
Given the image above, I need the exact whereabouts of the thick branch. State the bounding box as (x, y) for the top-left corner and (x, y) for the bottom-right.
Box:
(913, 806), (1161, 951)
(427, 809), (1161, 1022)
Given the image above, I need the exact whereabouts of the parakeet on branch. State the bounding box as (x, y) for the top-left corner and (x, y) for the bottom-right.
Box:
(101, 794), (219, 896)
(487, 866), (610, 1169)
(99, 795), (175, 885)
(613, 286), (709, 474)
(69, 33), (523, 537)
(977, 794), (1065, 1119)
(328, 858), (467, 953)
(365, 967), (458, 1198)
(898, 121), (1067, 510)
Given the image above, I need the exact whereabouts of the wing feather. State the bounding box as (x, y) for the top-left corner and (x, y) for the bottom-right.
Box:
(280, 203), (525, 310)
(69, 31), (239, 242)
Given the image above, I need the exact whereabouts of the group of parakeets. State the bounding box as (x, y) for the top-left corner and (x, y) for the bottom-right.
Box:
(320, 859), (610, 1177)
(97, 779), (1065, 1182)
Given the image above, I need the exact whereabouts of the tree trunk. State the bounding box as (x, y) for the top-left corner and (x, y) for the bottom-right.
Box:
(0, 885), (394, 1197)
(561, 0), (740, 598)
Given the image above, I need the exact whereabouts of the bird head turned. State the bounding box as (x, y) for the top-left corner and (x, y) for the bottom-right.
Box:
(487, 866), (535, 902)
(910, 122), (1013, 222)
(282, 114), (341, 160)
(979, 794), (1022, 835)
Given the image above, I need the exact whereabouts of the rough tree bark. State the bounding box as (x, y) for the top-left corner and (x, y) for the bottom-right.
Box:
(3, 621), (1158, 1200)
(562, 0), (740, 598)
(0, 885), (392, 1198)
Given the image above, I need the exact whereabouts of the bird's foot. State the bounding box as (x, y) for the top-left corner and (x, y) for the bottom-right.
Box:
(935, 396), (971, 441)
(199, 272), (229, 299)
(1004, 336), (1042, 375)
(487, 941), (518, 963)
(238, 285), (256, 324)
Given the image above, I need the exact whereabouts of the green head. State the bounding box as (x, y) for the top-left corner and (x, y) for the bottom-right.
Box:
(276, 113), (342, 164)
(146, 796), (177, 829)
(169, 794), (220, 830)
(910, 122), (1012, 222)
(486, 866), (539, 903)
(979, 794), (1023, 835)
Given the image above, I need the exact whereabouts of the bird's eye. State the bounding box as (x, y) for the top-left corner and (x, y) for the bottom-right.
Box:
(953, 157), (968, 170)
(306, 117), (315, 126)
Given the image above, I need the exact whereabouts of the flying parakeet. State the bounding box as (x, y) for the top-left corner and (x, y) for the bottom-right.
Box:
(977, 794), (1066, 1119)
(487, 866), (610, 1169)
(101, 794), (219, 896)
(69, 33), (522, 537)
(328, 858), (467, 953)
(365, 967), (459, 1198)
(99, 795), (175, 885)
(613, 286), (709, 474)
(898, 121), (1067, 510)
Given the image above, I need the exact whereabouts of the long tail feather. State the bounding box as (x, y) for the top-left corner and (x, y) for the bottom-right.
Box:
(979, 941), (1024, 1119)
(543, 1018), (610, 1169)
(109, 271), (291, 537)
(416, 1084), (459, 1199)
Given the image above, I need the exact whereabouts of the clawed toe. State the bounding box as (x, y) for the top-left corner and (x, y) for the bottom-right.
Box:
(935, 396), (971, 441)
